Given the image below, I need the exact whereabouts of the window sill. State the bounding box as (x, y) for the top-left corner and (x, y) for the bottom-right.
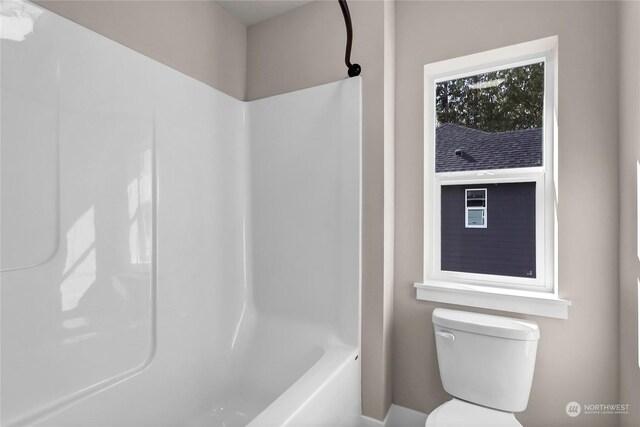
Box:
(414, 281), (571, 319)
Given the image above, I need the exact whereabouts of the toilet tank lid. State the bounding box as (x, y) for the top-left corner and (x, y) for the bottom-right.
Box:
(433, 308), (540, 341)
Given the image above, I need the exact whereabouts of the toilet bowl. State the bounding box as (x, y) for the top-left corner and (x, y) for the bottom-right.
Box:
(426, 308), (540, 427)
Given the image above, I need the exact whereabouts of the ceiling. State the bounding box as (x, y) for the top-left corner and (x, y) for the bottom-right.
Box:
(217, 1), (314, 26)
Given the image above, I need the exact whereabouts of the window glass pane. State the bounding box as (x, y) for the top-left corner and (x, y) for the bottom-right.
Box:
(466, 189), (486, 208)
(466, 209), (484, 226)
(466, 189), (486, 201)
(441, 182), (536, 278)
(435, 62), (544, 172)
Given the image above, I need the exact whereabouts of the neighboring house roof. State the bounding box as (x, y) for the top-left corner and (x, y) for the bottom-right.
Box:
(435, 123), (543, 172)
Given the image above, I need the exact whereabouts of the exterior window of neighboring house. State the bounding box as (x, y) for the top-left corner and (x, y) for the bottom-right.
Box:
(417, 37), (571, 319)
(464, 189), (487, 228)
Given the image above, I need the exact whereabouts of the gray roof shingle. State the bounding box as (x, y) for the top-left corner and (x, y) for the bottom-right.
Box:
(435, 123), (543, 173)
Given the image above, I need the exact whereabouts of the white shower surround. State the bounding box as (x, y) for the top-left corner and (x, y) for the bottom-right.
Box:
(0, 3), (361, 426)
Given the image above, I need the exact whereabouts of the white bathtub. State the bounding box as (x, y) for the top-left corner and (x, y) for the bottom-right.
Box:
(1, 3), (361, 426)
(248, 344), (361, 427)
(187, 313), (361, 427)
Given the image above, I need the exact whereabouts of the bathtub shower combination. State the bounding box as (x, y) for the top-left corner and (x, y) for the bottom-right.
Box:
(0, 2), (362, 426)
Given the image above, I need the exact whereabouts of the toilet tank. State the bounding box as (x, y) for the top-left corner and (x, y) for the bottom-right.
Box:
(432, 308), (540, 413)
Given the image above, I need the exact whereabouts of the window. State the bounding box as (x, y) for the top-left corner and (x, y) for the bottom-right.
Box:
(416, 37), (570, 319)
(465, 189), (486, 228)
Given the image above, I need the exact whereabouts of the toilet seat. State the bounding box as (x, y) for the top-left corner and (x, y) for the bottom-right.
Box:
(425, 399), (523, 427)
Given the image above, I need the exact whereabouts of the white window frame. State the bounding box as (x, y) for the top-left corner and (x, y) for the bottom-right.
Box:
(464, 188), (487, 228)
(416, 36), (571, 319)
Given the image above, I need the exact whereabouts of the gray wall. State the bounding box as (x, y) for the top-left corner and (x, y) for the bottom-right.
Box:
(246, 1), (396, 420)
(394, 2), (621, 426)
(34, 0), (247, 100)
(619, 2), (640, 426)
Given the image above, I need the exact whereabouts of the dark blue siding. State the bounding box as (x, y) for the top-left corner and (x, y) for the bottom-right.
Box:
(441, 182), (536, 278)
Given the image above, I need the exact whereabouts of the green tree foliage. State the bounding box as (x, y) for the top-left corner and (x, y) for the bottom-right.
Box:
(436, 62), (544, 132)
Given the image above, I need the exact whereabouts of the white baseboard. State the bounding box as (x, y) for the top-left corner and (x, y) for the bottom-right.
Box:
(360, 411), (389, 427)
(360, 404), (428, 427)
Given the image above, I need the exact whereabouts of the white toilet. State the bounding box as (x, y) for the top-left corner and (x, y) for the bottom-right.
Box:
(426, 308), (540, 427)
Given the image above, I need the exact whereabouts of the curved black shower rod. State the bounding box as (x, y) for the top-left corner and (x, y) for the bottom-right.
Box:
(338, 0), (361, 77)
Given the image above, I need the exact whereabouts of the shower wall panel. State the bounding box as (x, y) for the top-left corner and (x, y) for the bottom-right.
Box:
(1, 4), (248, 425)
(1, 8), (156, 423)
(248, 79), (361, 347)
